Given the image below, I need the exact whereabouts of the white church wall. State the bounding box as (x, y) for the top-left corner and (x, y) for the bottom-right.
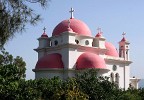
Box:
(75, 36), (93, 47)
(68, 34), (76, 44)
(117, 65), (125, 89)
(68, 48), (84, 69)
(105, 62), (125, 89)
(38, 51), (45, 59)
(35, 70), (64, 79)
(61, 48), (69, 69)
(124, 65), (130, 89)
(93, 37), (106, 49)
(50, 35), (63, 47)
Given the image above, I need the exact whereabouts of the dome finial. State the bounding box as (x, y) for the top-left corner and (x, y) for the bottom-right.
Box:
(122, 32), (126, 37)
(69, 7), (75, 19)
(68, 19), (71, 28)
(66, 19), (73, 32)
(121, 32), (126, 42)
(96, 27), (103, 37)
(97, 27), (101, 33)
(41, 27), (48, 37)
(43, 27), (46, 33)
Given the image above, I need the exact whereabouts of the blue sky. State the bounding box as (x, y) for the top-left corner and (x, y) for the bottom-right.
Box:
(5, 0), (144, 79)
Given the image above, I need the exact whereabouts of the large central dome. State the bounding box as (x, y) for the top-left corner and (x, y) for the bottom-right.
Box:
(52, 18), (92, 36)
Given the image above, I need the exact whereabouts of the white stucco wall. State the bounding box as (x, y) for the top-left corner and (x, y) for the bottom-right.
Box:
(35, 70), (64, 79)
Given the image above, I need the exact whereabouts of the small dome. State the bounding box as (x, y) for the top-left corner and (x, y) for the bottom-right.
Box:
(105, 42), (119, 57)
(41, 32), (48, 38)
(121, 37), (126, 42)
(35, 53), (64, 69)
(95, 32), (102, 37)
(76, 52), (106, 70)
(52, 18), (92, 36)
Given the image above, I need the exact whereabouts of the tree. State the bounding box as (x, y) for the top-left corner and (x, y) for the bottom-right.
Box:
(0, 0), (50, 47)
(75, 69), (122, 100)
(51, 78), (88, 100)
(0, 48), (26, 80)
(0, 49), (26, 100)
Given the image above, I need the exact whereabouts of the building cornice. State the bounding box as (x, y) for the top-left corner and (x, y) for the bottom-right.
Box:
(104, 56), (132, 65)
(34, 43), (107, 54)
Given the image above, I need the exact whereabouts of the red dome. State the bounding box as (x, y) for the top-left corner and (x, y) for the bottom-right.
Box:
(95, 32), (102, 37)
(76, 52), (106, 70)
(41, 32), (48, 38)
(52, 18), (92, 36)
(121, 37), (126, 42)
(105, 42), (119, 57)
(35, 53), (64, 69)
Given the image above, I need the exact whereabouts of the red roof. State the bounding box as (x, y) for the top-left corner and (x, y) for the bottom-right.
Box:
(121, 37), (126, 42)
(41, 32), (48, 38)
(105, 42), (119, 57)
(52, 18), (92, 36)
(95, 32), (102, 37)
(76, 52), (106, 70)
(35, 53), (64, 69)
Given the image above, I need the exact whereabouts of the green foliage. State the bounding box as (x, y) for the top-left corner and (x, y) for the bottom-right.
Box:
(118, 88), (142, 100)
(0, 0), (50, 46)
(0, 54), (144, 100)
(51, 78), (88, 100)
(0, 49), (26, 80)
(75, 69), (121, 100)
(0, 49), (26, 100)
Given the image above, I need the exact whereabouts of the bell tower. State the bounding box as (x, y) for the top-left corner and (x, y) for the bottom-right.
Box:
(119, 32), (130, 60)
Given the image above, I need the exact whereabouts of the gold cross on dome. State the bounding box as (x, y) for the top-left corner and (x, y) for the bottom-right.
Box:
(69, 7), (75, 18)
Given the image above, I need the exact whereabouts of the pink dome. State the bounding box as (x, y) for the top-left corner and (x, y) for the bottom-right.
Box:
(41, 32), (48, 38)
(35, 53), (64, 69)
(105, 42), (119, 57)
(76, 52), (106, 70)
(52, 18), (92, 36)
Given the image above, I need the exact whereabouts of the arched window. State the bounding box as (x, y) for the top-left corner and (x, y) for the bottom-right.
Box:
(50, 41), (52, 46)
(54, 40), (58, 46)
(115, 73), (119, 86)
(110, 73), (114, 82)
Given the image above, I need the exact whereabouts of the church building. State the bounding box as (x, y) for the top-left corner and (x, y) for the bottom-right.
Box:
(33, 8), (140, 90)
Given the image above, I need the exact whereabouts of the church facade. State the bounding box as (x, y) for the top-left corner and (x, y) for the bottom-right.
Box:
(33, 8), (140, 90)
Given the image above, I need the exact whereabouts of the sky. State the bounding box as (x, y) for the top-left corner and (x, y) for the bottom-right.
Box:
(5, 0), (144, 80)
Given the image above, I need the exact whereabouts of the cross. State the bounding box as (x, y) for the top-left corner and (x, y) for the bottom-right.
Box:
(69, 7), (75, 19)
(122, 32), (126, 37)
(97, 27), (101, 33)
(43, 27), (46, 33)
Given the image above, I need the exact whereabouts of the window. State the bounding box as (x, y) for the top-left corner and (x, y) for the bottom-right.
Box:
(110, 73), (114, 82)
(85, 40), (89, 45)
(50, 41), (52, 46)
(115, 73), (119, 86)
(75, 39), (79, 44)
(54, 40), (58, 46)
(113, 65), (117, 71)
